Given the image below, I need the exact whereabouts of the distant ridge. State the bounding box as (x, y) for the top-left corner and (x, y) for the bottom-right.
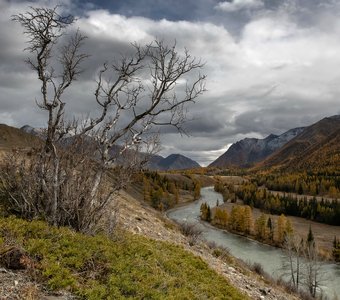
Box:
(260, 115), (340, 171)
(209, 127), (304, 168)
(1, 124), (200, 171)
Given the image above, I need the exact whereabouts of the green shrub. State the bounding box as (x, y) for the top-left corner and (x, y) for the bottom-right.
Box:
(0, 216), (247, 299)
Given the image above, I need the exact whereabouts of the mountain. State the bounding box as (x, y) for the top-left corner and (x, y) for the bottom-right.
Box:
(209, 127), (305, 168)
(0, 124), (42, 150)
(145, 154), (164, 169)
(20, 125), (44, 137)
(2, 124), (198, 171)
(260, 115), (340, 171)
(155, 154), (201, 171)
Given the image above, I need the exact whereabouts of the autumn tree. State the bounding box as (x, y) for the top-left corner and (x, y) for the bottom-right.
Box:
(229, 206), (242, 232)
(285, 218), (294, 237)
(0, 6), (205, 233)
(243, 205), (253, 234)
(277, 214), (288, 244)
(193, 181), (201, 200)
(213, 207), (228, 227)
(255, 213), (267, 240)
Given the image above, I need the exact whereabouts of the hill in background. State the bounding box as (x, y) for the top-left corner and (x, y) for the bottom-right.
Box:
(0, 124), (42, 150)
(1, 124), (200, 171)
(154, 153), (200, 171)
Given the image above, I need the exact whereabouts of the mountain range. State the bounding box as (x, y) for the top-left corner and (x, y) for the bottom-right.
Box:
(1, 124), (200, 171)
(260, 115), (340, 171)
(2, 114), (340, 172)
(209, 127), (305, 168)
(210, 115), (340, 172)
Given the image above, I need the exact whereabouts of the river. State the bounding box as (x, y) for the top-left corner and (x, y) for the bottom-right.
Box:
(167, 186), (340, 299)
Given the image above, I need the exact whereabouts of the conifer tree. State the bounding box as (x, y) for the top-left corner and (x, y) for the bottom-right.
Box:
(193, 181), (201, 200)
(267, 217), (274, 241)
(143, 177), (151, 203)
(200, 202), (211, 222)
(333, 236), (340, 262)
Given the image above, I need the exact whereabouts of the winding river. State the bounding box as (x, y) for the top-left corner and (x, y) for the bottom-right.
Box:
(167, 187), (340, 299)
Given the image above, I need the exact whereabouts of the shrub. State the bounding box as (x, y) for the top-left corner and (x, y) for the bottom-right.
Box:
(179, 222), (202, 246)
(251, 262), (265, 276)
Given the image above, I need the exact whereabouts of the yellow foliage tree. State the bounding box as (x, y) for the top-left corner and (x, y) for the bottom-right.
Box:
(255, 213), (268, 240)
(244, 205), (253, 234)
(213, 207), (229, 227)
(277, 214), (287, 243)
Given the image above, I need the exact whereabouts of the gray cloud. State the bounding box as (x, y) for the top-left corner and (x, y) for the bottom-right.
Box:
(1, 0), (340, 165)
(215, 0), (264, 12)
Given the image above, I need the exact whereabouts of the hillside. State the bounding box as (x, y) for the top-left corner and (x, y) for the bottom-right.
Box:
(0, 214), (246, 300)
(209, 127), (304, 168)
(260, 115), (340, 171)
(0, 186), (300, 300)
(0, 124), (42, 150)
(0, 123), (300, 299)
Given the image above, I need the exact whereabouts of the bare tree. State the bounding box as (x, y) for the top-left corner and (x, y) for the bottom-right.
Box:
(0, 6), (205, 233)
(281, 230), (327, 298)
(281, 233), (304, 291)
(303, 231), (326, 298)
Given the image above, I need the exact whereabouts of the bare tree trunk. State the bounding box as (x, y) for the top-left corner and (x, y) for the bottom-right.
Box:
(2, 6), (205, 233)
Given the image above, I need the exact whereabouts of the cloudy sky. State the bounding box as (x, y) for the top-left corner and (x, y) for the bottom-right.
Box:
(1, 0), (340, 166)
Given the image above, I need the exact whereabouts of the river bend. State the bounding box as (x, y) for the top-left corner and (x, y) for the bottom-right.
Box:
(167, 187), (340, 299)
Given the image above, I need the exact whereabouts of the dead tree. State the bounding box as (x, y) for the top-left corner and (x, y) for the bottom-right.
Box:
(281, 230), (327, 298)
(0, 6), (205, 233)
(303, 233), (326, 298)
(281, 234), (304, 291)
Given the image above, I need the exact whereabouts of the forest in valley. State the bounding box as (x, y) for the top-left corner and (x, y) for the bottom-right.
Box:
(214, 173), (340, 226)
(209, 175), (340, 262)
(142, 171), (201, 211)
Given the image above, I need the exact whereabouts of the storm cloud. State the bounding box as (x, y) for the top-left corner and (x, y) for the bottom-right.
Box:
(1, 0), (340, 166)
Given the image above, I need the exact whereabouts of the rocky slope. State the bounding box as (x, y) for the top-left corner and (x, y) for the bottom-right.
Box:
(209, 127), (304, 168)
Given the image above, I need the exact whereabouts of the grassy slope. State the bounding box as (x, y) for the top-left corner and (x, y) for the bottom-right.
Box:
(0, 217), (247, 300)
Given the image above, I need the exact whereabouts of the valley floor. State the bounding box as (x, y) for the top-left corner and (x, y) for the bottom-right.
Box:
(217, 176), (340, 258)
(219, 200), (340, 256)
